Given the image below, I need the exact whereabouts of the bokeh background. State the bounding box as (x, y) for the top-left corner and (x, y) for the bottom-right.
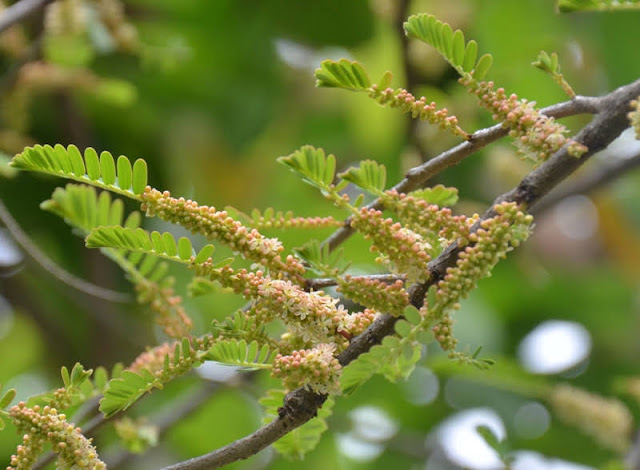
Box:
(1, 0), (640, 468)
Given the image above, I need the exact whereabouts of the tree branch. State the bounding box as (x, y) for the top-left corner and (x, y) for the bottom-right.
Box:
(324, 95), (600, 250)
(532, 150), (640, 214)
(0, 0), (54, 34)
(0, 199), (132, 303)
(161, 77), (640, 470)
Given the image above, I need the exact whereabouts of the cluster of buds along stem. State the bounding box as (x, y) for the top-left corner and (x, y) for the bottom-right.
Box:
(8, 403), (105, 469)
(135, 278), (192, 338)
(272, 343), (342, 395)
(382, 189), (474, 248)
(250, 210), (343, 230)
(368, 85), (469, 139)
(460, 76), (587, 162)
(193, 264), (349, 347)
(337, 275), (408, 317)
(350, 207), (432, 283)
(141, 187), (305, 281)
(549, 384), (632, 453)
(423, 202), (533, 353)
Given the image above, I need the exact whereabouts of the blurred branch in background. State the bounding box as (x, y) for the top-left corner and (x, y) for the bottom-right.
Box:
(0, 0), (53, 34)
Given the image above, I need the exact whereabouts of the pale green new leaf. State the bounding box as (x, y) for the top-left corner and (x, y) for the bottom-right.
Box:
(315, 59), (372, 90)
(205, 339), (275, 370)
(278, 146), (337, 191)
(86, 226), (215, 265)
(409, 185), (459, 207)
(11, 144), (149, 199)
(293, 239), (350, 276)
(260, 389), (335, 460)
(338, 160), (387, 195)
(404, 14), (492, 79)
(99, 369), (156, 417)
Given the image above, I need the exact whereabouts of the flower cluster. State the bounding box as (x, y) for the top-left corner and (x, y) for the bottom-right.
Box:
(8, 403), (105, 469)
(460, 76), (587, 162)
(382, 189), (474, 247)
(193, 263), (348, 346)
(336, 308), (378, 339)
(337, 275), (408, 317)
(135, 278), (192, 339)
(549, 384), (632, 452)
(128, 342), (177, 375)
(7, 433), (44, 470)
(628, 97), (640, 139)
(369, 85), (469, 139)
(250, 210), (343, 230)
(272, 344), (342, 395)
(350, 207), (432, 283)
(141, 187), (305, 280)
(424, 202), (533, 352)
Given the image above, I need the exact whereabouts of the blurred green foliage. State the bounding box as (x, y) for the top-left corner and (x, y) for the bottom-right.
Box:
(1, 0), (640, 468)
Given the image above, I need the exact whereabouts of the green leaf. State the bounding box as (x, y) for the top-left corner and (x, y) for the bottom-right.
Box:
(338, 160), (387, 195)
(70, 363), (92, 387)
(0, 388), (16, 409)
(61, 366), (71, 388)
(100, 151), (116, 185)
(194, 244), (215, 264)
(100, 369), (156, 417)
(11, 145), (148, 200)
(474, 54), (493, 80)
(117, 155), (132, 190)
(278, 146), (337, 192)
(132, 159), (148, 195)
(394, 319), (413, 338)
(378, 70), (393, 89)
(85, 148), (101, 180)
(205, 339), (275, 370)
(315, 59), (372, 90)
(177, 237), (193, 260)
(463, 40), (478, 73)
(293, 239), (349, 276)
(260, 389), (335, 460)
(409, 185), (459, 207)
(404, 14), (490, 77)
(403, 306), (422, 325)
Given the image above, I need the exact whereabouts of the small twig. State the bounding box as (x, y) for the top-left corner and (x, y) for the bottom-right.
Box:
(306, 273), (405, 290)
(0, 198), (132, 303)
(532, 150), (640, 214)
(0, 0), (54, 34)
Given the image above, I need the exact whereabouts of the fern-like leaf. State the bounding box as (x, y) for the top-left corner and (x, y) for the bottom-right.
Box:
(404, 14), (492, 79)
(204, 339), (275, 370)
(99, 368), (156, 417)
(294, 239), (350, 277)
(409, 185), (459, 207)
(315, 59), (372, 90)
(100, 339), (204, 417)
(278, 146), (338, 192)
(260, 389), (334, 460)
(340, 335), (421, 395)
(41, 184), (135, 236)
(338, 160), (387, 196)
(11, 144), (148, 199)
(86, 226), (215, 265)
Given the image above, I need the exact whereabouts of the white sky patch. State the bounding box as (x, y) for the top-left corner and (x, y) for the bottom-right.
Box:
(196, 361), (242, 383)
(402, 366), (439, 406)
(336, 432), (384, 462)
(513, 450), (594, 470)
(518, 320), (591, 374)
(274, 38), (352, 71)
(350, 405), (398, 442)
(0, 229), (22, 267)
(437, 408), (505, 470)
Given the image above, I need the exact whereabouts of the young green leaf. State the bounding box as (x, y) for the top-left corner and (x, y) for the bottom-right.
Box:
(338, 160), (387, 195)
(278, 146), (337, 191)
(315, 59), (372, 90)
(11, 145), (149, 200)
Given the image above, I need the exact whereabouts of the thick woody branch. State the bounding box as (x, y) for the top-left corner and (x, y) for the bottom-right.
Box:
(162, 80), (639, 470)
